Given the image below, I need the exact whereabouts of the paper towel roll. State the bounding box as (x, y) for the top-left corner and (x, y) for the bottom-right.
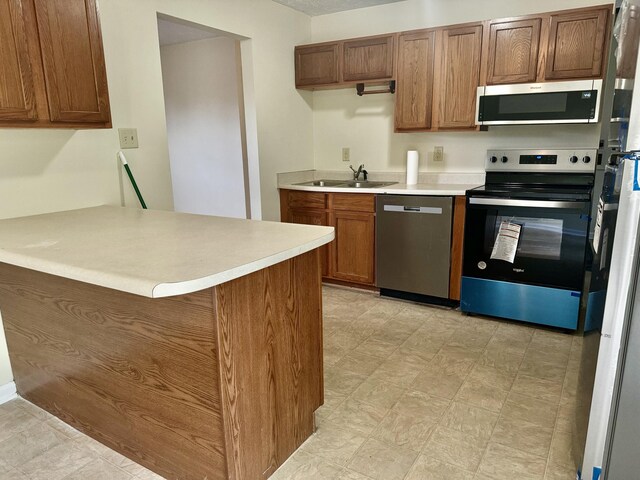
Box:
(406, 150), (419, 185)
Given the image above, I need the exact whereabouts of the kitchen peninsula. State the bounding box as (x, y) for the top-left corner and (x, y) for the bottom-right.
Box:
(0, 206), (334, 480)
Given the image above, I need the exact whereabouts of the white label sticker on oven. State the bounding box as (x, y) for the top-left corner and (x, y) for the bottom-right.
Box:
(490, 221), (522, 263)
(593, 198), (604, 254)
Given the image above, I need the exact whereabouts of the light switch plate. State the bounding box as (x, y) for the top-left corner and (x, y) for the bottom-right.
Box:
(119, 128), (139, 149)
(342, 147), (350, 162)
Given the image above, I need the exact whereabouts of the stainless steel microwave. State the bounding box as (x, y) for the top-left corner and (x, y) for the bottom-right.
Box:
(476, 79), (603, 125)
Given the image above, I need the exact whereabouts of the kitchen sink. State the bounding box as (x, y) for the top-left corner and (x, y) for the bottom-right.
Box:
(295, 179), (397, 188)
(297, 179), (347, 187)
(342, 181), (397, 188)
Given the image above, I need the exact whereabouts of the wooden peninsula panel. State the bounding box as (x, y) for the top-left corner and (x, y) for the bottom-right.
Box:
(0, 249), (323, 480)
(215, 250), (322, 479)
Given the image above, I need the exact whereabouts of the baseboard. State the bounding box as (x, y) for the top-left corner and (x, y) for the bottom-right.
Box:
(0, 381), (17, 405)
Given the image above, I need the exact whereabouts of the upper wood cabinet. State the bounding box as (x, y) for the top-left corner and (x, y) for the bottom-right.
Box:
(34, 0), (110, 123)
(0, 0), (37, 122)
(295, 43), (340, 88)
(435, 24), (483, 129)
(486, 18), (541, 84)
(394, 30), (435, 131)
(0, 0), (111, 128)
(295, 34), (395, 89)
(545, 8), (610, 80)
(293, 4), (612, 130)
(342, 35), (394, 82)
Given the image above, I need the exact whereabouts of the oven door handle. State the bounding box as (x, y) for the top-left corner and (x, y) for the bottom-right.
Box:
(468, 197), (589, 209)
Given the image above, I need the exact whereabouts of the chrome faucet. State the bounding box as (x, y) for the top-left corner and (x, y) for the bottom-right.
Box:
(349, 164), (368, 181)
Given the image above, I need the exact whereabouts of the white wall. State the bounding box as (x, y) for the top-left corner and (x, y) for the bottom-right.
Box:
(161, 36), (248, 219)
(0, 0), (313, 389)
(309, 0), (608, 173)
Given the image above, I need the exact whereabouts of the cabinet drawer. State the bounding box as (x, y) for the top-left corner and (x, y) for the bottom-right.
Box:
(330, 193), (375, 213)
(286, 191), (326, 210)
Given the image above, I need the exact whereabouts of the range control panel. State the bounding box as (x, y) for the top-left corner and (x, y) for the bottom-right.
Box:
(486, 149), (598, 173)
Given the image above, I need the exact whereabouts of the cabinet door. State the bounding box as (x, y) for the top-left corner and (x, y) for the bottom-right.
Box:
(545, 7), (609, 80)
(287, 208), (329, 278)
(33, 0), (111, 123)
(0, 0), (36, 121)
(295, 43), (340, 87)
(394, 30), (435, 131)
(331, 211), (375, 285)
(435, 25), (483, 129)
(342, 35), (394, 82)
(486, 18), (541, 84)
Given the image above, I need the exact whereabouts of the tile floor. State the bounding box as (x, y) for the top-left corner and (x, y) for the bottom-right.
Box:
(0, 285), (582, 480)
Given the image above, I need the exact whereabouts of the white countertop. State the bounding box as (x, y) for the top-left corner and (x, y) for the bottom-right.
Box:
(0, 206), (334, 298)
(280, 182), (480, 196)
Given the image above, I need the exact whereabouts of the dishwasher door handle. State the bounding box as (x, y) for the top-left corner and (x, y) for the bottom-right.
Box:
(383, 205), (443, 214)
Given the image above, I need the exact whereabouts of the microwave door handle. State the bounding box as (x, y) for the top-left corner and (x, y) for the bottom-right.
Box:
(468, 198), (589, 209)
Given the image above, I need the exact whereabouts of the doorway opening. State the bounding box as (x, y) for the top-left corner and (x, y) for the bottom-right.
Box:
(157, 14), (260, 219)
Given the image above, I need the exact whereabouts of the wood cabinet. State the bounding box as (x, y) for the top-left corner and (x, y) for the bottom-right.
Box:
(482, 5), (611, 84)
(485, 18), (541, 84)
(295, 34), (395, 89)
(330, 193), (375, 285)
(342, 35), (394, 82)
(395, 30), (435, 131)
(280, 190), (376, 287)
(0, 0), (111, 128)
(544, 8), (610, 80)
(295, 43), (340, 88)
(289, 208), (329, 277)
(280, 190), (329, 277)
(434, 24), (483, 130)
(0, 0), (37, 122)
(331, 211), (375, 284)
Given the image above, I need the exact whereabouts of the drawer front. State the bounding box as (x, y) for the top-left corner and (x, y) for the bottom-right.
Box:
(330, 193), (375, 213)
(287, 191), (326, 210)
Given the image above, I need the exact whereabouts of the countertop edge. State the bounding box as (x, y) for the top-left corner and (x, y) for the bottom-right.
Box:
(0, 229), (335, 299)
(151, 229), (335, 298)
(0, 250), (157, 298)
(278, 184), (479, 196)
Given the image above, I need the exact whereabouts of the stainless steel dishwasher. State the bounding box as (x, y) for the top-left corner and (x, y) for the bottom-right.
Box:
(376, 195), (453, 300)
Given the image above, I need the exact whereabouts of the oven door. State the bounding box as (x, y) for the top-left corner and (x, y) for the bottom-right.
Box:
(463, 196), (591, 290)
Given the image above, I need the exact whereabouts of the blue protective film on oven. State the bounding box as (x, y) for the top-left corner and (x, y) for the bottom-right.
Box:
(460, 277), (580, 329)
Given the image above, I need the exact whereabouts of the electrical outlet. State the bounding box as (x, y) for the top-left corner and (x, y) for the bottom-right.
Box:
(342, 147), (350, 162)
(434, 146), (444, 162)
(119, 128), (139, 149)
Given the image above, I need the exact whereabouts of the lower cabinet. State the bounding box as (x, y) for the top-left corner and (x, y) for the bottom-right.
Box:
(288, 207), (329, 277)
(280, 190), (376, 287)
(280, 189), (466, 297)
(331, 211), (375, 285)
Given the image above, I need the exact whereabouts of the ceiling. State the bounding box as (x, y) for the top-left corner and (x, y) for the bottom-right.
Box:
(271, 0), (407, 16)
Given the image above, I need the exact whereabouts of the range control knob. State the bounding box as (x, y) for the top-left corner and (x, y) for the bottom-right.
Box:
(582, 155), (592, 164)
(500, 156), (509, 163)
(569, 155), (579, 164)
(489, 156), (498, 163)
